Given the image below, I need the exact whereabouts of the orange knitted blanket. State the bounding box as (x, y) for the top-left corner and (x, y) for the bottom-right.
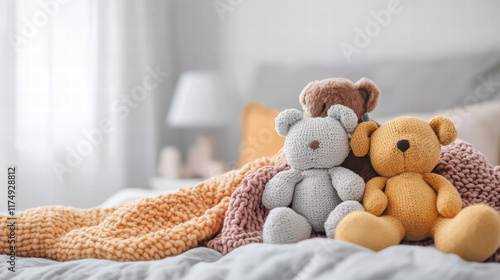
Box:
(0, 154), (282, 262)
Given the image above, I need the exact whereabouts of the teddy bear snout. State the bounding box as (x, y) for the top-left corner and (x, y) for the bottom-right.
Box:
(397, 140), (410, 152)
(308, 140), (320, 150)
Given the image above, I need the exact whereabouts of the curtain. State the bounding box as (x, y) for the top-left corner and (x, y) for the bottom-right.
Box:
(0, 0), (174, 210)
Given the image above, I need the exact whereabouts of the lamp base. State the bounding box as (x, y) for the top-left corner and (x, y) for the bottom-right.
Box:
(158, 132), (227, 179)
(184, 132), (227, 178)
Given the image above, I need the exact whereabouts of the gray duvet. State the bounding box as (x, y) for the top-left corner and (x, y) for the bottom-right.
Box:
(1, 239), (499, 280)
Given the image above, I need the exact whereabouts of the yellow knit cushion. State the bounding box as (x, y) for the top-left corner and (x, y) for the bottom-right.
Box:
(0, 152), (284, 262)
(237, 102), (285, 168)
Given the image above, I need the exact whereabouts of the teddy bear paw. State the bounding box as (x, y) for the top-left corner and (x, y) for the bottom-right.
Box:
(263, 207), (312, 244)
(324, 201), (364, 239)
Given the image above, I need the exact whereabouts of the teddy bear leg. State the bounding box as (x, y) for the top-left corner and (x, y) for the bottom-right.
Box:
(335, 212), (405, 251)
(263, 207), (312, 244)
(432, 204), (500, 262)
(324, 201), (364, 239)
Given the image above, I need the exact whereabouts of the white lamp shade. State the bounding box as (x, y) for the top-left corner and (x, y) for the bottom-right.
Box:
(167, 71), (234, 128)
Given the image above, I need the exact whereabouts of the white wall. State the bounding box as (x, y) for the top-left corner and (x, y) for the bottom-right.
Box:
(213, 0), (500, 99)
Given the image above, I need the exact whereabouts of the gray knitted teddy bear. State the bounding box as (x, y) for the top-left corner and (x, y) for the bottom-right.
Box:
(262, 105), (365, 243)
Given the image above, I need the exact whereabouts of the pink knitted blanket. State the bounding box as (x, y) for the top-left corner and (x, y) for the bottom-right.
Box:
(206, 139), (500, 262)
(206, 161), (289, 253)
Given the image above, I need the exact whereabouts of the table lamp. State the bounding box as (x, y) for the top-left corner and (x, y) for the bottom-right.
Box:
(163, 71), (233, 178)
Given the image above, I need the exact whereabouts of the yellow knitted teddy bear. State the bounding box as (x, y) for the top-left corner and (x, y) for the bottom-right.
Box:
(335, 116), (500, 262)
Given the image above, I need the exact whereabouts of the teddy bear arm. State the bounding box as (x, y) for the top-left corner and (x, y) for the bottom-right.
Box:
(363, 177), (388, 216)
(423, 173), (462, 218)
(328, 166), (366, 202)
(262, 168), (303, 210)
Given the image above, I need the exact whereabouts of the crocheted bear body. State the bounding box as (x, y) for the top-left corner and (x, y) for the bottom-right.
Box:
(262, 105), (365, 243)
(385, 172), (439, 241)
(291, 169), (342, 232)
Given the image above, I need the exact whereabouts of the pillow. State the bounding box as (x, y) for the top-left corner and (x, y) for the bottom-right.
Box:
(237, 103), (285, 168)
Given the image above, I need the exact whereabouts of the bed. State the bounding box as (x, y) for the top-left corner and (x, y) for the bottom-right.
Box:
(2, 238), (500, 280)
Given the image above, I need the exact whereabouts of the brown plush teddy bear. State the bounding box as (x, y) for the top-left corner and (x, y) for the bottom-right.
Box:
(299, 77), (380, 182)
(335, 116), (500, 262)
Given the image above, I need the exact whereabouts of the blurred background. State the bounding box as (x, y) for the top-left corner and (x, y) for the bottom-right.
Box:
(1, 0), (499, 210)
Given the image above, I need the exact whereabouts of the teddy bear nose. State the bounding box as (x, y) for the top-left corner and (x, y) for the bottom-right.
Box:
(309, 140), (320, 150)
(397, 140), (410, 152)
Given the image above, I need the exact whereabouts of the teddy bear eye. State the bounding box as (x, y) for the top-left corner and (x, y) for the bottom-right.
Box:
(321, 103), (326, 114)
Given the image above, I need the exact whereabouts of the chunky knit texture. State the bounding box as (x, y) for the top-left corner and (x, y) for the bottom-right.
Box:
(436, 140), (500, 212)
(336, 116), (500, 262)
(434, 139), (500, 262)
(0, 154), (284, 262)
(262, 105), (365, 243)
(206, 161), (289, 254)
(208, 138), (500, 262)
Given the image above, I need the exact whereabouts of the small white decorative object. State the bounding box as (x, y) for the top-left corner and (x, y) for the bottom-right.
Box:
(157, 146), (183, 179)
(164, 71), (236, 178)
(183, 133), (227, 178)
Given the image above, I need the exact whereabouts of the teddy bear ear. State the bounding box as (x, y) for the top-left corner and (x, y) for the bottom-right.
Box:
(351, 121), (378, 157)
(327, 105), (358, 134)
(355, 77), (380, 113)
(275, 108), (303, 136)
(299, 80), (320, 118)
(429, 116), (457, 146)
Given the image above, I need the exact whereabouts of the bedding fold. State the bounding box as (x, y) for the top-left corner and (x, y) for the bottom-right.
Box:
(4, 239), (500, 280)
